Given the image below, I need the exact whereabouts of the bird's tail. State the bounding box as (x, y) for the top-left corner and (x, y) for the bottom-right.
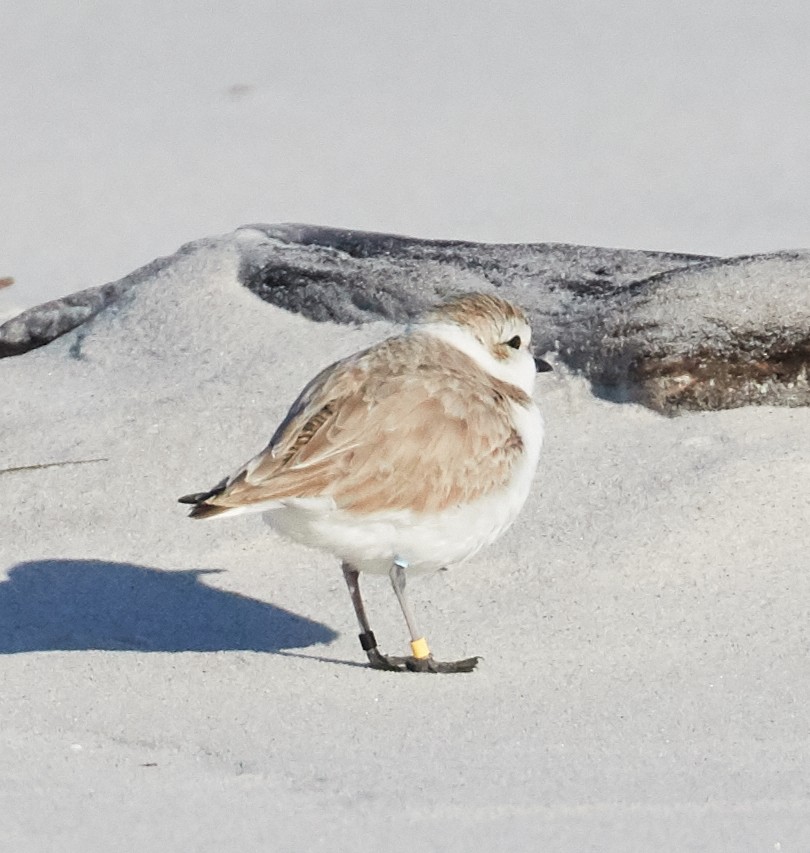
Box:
(178, 480), (231, 519)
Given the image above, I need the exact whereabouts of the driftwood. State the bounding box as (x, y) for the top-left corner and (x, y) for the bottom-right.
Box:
(2, 224), (809, 413)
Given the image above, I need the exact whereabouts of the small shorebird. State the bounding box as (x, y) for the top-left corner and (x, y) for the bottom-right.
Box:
(179, 293), (551, 673)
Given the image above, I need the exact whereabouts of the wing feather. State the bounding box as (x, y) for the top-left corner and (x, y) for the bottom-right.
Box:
(201, 335), (527, 515)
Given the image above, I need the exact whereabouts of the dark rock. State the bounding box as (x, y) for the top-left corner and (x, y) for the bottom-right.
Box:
(2, 224), (809, 414)
(0, 250), (178, 358)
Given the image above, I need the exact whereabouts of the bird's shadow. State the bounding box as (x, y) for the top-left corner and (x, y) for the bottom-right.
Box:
(0, 559), (339, 654)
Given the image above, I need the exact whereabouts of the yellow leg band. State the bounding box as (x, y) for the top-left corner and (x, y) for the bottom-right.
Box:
(410, 637), (430, 659)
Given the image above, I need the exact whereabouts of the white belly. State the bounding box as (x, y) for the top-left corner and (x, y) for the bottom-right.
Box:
(263, 401), (543, 574)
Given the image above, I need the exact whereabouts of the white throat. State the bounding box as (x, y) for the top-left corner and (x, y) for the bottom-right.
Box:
(420, 322), (537, 396)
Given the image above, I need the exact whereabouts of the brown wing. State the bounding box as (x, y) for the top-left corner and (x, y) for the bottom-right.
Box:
(200, 334), (526, 515)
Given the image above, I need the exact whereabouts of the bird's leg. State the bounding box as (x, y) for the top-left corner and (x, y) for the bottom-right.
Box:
(389, 559), (479, 674)
(341, 562), (408, 671)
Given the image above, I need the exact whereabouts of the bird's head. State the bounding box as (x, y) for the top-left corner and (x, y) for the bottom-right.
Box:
(421, 293), (552, 395)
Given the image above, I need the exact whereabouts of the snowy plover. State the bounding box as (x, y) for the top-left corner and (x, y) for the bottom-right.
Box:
(179, 293), (551, 673)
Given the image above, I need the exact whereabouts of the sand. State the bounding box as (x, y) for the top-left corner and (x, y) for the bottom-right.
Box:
(3, 2), (810, 848)
(3, 1), (810, 321)
(2, 239), (809, 851)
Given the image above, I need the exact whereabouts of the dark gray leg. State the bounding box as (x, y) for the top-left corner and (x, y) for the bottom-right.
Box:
(389, 559), (480, 674)
(341, 562), (407, 671)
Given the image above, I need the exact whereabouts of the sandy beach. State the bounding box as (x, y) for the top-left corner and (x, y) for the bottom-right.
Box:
(3, 235), (809, 850)
(2, 3), (810, 851)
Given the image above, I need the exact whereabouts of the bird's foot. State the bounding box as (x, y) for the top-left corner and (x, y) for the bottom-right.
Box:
(365, 648), (479, 673)
(359, 632), (478, 673)
(405, 654), (480, 674)
(365, 647), (410, 671)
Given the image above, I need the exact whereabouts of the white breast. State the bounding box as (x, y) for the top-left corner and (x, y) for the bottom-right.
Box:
(264, 398), (543, 575)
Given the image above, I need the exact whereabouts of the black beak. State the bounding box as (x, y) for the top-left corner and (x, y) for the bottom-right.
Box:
(534, 355), (554, 373)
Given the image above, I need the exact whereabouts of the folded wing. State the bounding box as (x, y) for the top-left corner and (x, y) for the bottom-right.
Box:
(185, 336), (526, 516)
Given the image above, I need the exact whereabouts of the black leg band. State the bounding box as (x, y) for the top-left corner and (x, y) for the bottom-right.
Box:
(358, 631), (378, 651)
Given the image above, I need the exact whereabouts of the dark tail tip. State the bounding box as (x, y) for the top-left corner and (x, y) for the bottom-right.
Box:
(179, 478), (230, 519)
(178, 491), (209, 505)
(187, 502), (230, 520)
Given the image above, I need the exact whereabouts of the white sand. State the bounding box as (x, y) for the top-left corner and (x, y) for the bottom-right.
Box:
(4, 3), (810, 848)
(2, 240), (809, 850)
(3, 1), (810, 322)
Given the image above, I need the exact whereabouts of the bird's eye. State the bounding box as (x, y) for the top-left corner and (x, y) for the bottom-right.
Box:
(506, 335), (522, 349)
